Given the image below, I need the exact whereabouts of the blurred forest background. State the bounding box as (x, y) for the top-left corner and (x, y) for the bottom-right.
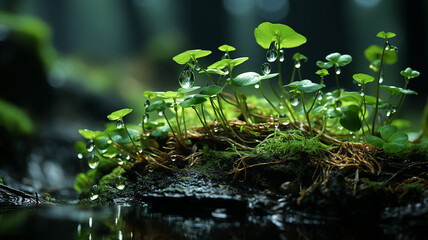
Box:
(0, 0), (427, 194)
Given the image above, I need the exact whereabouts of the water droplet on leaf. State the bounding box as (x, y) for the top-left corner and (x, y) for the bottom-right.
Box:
(178, 70), (195, 89)
(261, 62), (271, 75)
(335, 66), (341, 75)
(115, 176), (125, 190)
(290, 95), (300, 106)
(269, 41), (277, 51)
(158, 111), (163, 117)
(266, 49), (277, 62)
(254, 84), (260, 89)
(86, 140), (95, 152)
(116, 119), (124, 129)
(77, 153), (83, 159)
(279, 50), (285, 62)
(88, 155), (99, 169)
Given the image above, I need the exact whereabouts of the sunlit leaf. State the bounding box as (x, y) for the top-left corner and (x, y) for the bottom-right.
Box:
(232, 72), (261, 87)
(400, 67), (420, 79)
(316, 61), (333, 69)
(376, 31), (396, 39)
(353, 73), (375, 84)
(145, 100), (167, 112)
(364, 45), (397, 64)
(254, 22), (307, 49)
(339, 105), (361, 131)
(179, 97), (207, 108)
(380, 85), (418, 96)
(199, 85), (222, 96)
(173, 49), (212, 65)
(218, 44), (236, 52)
(107, 108), (133, 121)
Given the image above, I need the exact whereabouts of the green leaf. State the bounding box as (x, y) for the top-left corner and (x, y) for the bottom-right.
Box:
(79, 129), (102, 140)
(339, 105), (361, 131)
(260, 73), (279, 80)
(292, 52), (308, 61)
(283, 79), (312, 88)
(199, 85), (222, 96)
(316, 61), (333, 69)
(107, 128), (139, 145)
(400, 67), (420, 79)
(364, 45), (397, 65)
(365, 135), (385, 148)
(316, 69), (329, 76)
(254, 22), (307, 49)
(145, 100), (167, 112)
(74, 140), (88, 155)
(94, 134), (111, 151)
(326, 53), (341, 63)
(172, 49), (212, 65)
(383, 142), (406, 153)
(389, 131), (409, 145)
(107, 108), (133, 121)
(202, 69), (227, 76)
(376, 31), (396, 39)
(297, 82), (325, 93)
(207, 57), (248, 71)
(380, 85), (418, 96)
(179, 97), (207, 108)
(178, 86), (201, 94)
(144, 90), (158, 99)
(151, 127), (169, 137)
(337, 54), (352, 66)
(218, 44), (236, 52)
(161, 91), (182, 99)
(353, 73), (375, 84)
(380, 125), (398, 142)
(327, 108), (342, 118)
(232, 72), (261, 87)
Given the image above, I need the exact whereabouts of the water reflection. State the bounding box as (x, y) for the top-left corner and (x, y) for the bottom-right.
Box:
(0, 205), (423, 239)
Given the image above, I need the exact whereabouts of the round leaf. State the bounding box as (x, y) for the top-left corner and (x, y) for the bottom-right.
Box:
(337, 54), (352, 66)
(260, 73), (279, 80)
(353, 73), (374, 84)
(292, 52), (308, 61)
(325, 53), (341, 63)
(380, 85), (418, 96)
(199, 85), (222, 96)
(376, 31), (396, 39)
(173, 49), (212, 65)
(365, 135), (385, 148)
(339, 105), (361, 131)
(400, 67), (420, 79)
(218, 44), (236, 52)
(383, 142), (406, 153)
(178, 86), (201, 94)
(79, 129), (102, 140)
(232, 72), (261, 87)
(144, 91), (158, 99)
(283, 79), (312, 89)
(146, 100), (167, 112)
(364, 45), (397, 65)
(297, 82), (325, 93)
(254, 22), (307, 49)
(316, 61), (333, 69)
(380, 125), (397, 142)
(389, 131), (408, 145)
(179, 97), (207, 108)
(107, 108), (133, 121)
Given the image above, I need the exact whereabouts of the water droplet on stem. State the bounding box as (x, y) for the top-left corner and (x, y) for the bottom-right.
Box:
(279, 50), (285, 62)
(178, 70), (195, 89)
(116, 119), (124, 129)
(266, 50), (277, 62)
(86, 140), (95, 152)
(261, 62), (271, 75)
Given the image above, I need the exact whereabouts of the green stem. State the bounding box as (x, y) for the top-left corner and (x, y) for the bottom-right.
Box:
(173, 98), (183, 140)
(300, 93), (312, 133)
(387, 79), (409, 124)
(259, 84), (280, 114)
(334, 65), (340, 93)
(298, 67), (302, 81)
(193, 107), (213, 137)
(361, 84), (370, 135)
(182, 107), (187, 141)
(290, 66), (296, 83)
(163, 111), (182, 146)
(372, 38), (387, 135)
(195, 61), (218, 85)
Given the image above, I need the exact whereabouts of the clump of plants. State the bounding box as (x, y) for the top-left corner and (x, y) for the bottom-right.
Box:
(74, 22), (427, 203)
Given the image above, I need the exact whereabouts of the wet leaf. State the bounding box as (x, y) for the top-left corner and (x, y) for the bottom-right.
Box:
(283, 79), (312, 88)
(178, 86), (201, 94)
(79, 129), (103, 140)
(232, 72), (261, 87)
(199, 85), (222, 96)
(316, 61), (333, 69)
(297, 82), (325, 93)
(364, 45), (397, 65)
(259, 73), (279, 80)
(254, 22), (307, 49)
(179, 97), (207, 108)
(292, 52), (308, 61)
(173, 49), (212, 65)
(353, 73), (374, 84)
(380, 125), (398, 142)
(316, 69), (329, 76)
(380, 85), (418, 96)
(145, 100), (167, 112)
(107, 108), (133, 121)
(207, 57), (248, 71)
(365, 135), (384, 148)
(339, 105), (361, 131)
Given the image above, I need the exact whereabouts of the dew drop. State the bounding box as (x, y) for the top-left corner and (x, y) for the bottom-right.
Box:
(290, 95), (300, 106)
(254, 84), (260, 89)
(116, 119), (124, 129)
(294, 60), (301, 69)
(148, 167), (154, 173)
(386, 106), (397, 117)
(385, 41), (391, 51)
(178, 70), (195, 89)
(158, 111), (163, 117)
(261, 62), (271, 75)
(115, 176), (126, 190)
(317, 91), (323, 101)
(359, 89), (365, 96)
(193, 61), (201, 71)
(223, 67), (229, 75)
(335, 66), (341, 75)
(279, 103), (284, 110)
(144, 99), (150, 109)
(88, 155), (99, 169)
(107, 139), (112, 144)
(143, 113), (149, 123)
(269, 41), (277, 51)
(171, 154), (177, 162)
(77, 153), (83, 160)
(90, 185), (99, 200)
(86, 140), (95, 152)
(279, 50), (285, 62)
(379, 75), (384, 83)
(221, 53), (229, 60)
(266, 49), (277, 62)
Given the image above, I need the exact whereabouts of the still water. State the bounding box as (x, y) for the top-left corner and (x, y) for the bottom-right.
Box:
(0, 204), (412, 240)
